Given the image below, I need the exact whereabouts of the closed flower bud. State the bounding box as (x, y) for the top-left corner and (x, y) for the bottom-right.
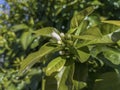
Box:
(60, 32), (65, 37)
(59, 51), (65, 55)
(57, 40), (62, 44)
(51, 31), (61, 41)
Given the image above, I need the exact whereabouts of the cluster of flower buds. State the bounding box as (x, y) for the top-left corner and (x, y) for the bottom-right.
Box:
(51, 31), (65, 45)
(51, 31), (71, 58)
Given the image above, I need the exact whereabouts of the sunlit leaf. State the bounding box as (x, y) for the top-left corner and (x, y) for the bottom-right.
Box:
(117, 40), (120, 46)
(11, 24), (29, 32)
(77, 50), (90, 63)
(103, 47), (120, 65)
(70, 6), (94, 28)
(83, 27), (102, 38)
(77, 35), (113, 48)
(56, 63), (74, 90)
(72, 35), (100, 40)
(19, 43), (61, 74)
(75, 20), (89, 35)
(20, 31), (33, 50)
(102, 20), (120, 26)
(88, 15), (101, 26)
(73, 80), (87, 90)
(45, 57), (66, 76)
(33, 27), (59, 37)
(99, 23), (120, 35)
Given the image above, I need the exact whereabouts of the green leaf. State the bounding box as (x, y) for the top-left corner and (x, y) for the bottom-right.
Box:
(45, 57), (66, 76)
(83, 27), (102, 38)
(33, 27), (59, 37)
(73, 80), (87, 90)
(88, 15), (101, 26)
(42, 76), (57, 90)
(20, 31), (33, 50)
(72, 27), (102, 41)
(67, 28), (77, 34)
(11, 24), (29, 32)
(73, 20), (89, 45)
(30, 38), (39, 49)
(75, 20), (89, 35)
(111, 31), (120, 42)
(6, 84), (16, 90)
(102, 20), (120, 26)
(72, 35), (100, 40)
(56, 63), (74, 90)
(77, 35), (113, 48)
(117, 40), (120, 46)
(99, 23), (120, 35)
(0, 36), (6, 47)
(90, 45), (106, 57)
(43, 63), (74, 90)
(70, 6), (94, 28)
(19, 43), (61, 74)
(77, 50), (90, 63)
(103, 47), (120, 65)
(73, 63), (88, 90)
(94, 72), (120, 90)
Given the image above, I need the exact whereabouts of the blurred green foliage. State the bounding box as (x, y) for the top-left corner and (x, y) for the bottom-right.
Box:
(0, 0), (120, 90)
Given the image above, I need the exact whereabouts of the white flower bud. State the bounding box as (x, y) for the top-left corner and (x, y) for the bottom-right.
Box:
(59, 51), (64, 55)
(51, 31), (61, 41)
(57, 40), (62, 44)
(60, 32), (65, 37)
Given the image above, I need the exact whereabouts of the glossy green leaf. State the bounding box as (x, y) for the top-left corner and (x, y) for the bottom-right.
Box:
(72, 35), (100, 40)
(20, 31), (33, 50)
(43, 63), (74, 90)
(73, 80), (87, 90)
(83, 27), (102, 38)
(102, 20), (120, 26)
(77, 35), (113, 48)
(90, 45), (106, 57)
(88, 15), (101, 26)
(100, 23), (120, 35)
(70, 6), (94, 28)
(30, 38), (39, 49)
(67, 28), (77, 34)
(56, 63), (74, 90)
(73, 20), (89, 45)
(11, 24), (29, 32)
(45, 57), (66, 76)
(87, 35), (113, 44)
(103, 47), (120, 65)
(19, 43), (61, 74)
(33, 27), (59, 37)
(75, 20), (89, 35)
(77, 50), (90, 63)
